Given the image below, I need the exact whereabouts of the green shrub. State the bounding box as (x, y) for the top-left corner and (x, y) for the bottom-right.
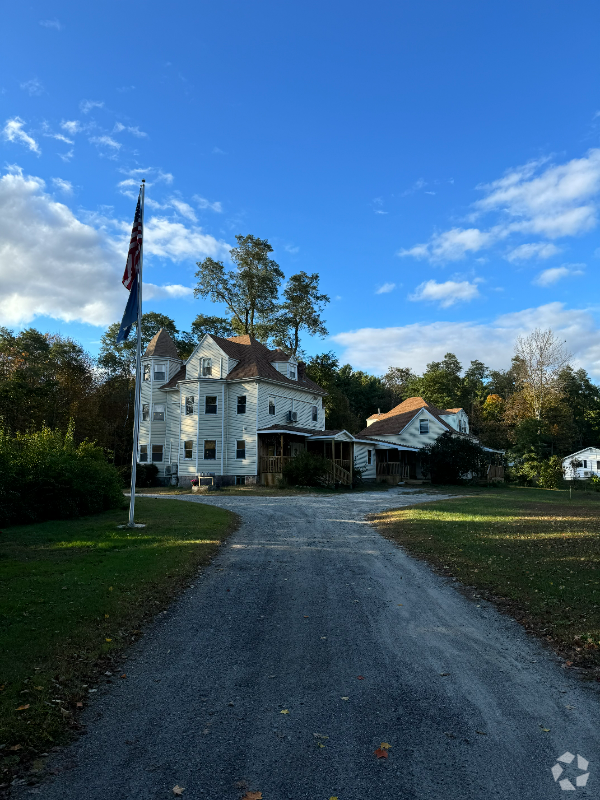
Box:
(118, 462), (159, 488)
(282, 450), (329, 487)
(420, 432), (486, 484)
(508, 451), (564, 489)
(0, 423), (124, 526)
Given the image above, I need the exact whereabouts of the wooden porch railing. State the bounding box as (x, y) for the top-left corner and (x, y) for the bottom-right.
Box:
(487, 465), (504, 481)
(376, 463), (410, 478)
(260, 456), (294, 474)
(260, 455), (353, 485)
(325, 461), (352, 486)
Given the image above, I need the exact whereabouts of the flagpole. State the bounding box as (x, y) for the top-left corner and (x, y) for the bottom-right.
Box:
(128, 180), (145, 527)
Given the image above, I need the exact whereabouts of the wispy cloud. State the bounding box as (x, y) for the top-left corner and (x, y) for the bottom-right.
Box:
(51, 177), (73, 194)
(169, 198), (197, 221)
(20, 78), (44, 96)
(409, 279), (480, 307)
(90, 135), (121, 150)
(59, 150), (74, 162)
(60, 120), (82, 135)
(212, 146), (226, 155)
(375, 282), (396, 294)
(39, 18), (62, 30)
(113, 122), (147, 138)
(505, 242), (562, 262)
(2, 117), (40, 155)
(399, 149), (600, 262)
(401, 178), (427, 197)
(284, 244), (299, 255)
(533, 263), (585, 286)
(80, 100), (104, 114)
(193, 194), (222, 213)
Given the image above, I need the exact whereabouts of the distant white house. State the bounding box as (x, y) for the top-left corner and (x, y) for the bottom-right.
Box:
(562, 447), (600, 480)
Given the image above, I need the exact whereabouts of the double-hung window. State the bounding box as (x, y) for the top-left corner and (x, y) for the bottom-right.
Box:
(268, 396), (276, 415)
(204, 440), (216, 460)
(236, 440), (246, 459)
(152, 444), (163, 462)
(185, 396), (194, 415)
(289, 365), (296, 380)
(202, 358), (212, 377)
(142, 403), (150, 421)
(139, 445), (148, 462)
(143, 364), (150, 381)
(237, 395), (247, 414)
(583, 460), (588, 469)
(153, 403), (165, 421)
(205, 395), (218, 414)
(419, 419), (429, 434)
(312, 405), (318, 422)
(184, 440), (193, 460)
(154, 363), (166, 381)
(367, 449), (372, 465)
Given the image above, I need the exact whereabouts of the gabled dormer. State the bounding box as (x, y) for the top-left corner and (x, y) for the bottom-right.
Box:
(270, 349), (298, 380)
(185, 334), (238, 380)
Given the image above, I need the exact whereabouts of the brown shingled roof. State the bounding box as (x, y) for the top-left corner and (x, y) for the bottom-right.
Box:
(445, 407), (463, 414)
(159, 365), (186, 390)
(357, 396), (456, 438)
(143, 328), (180, 359)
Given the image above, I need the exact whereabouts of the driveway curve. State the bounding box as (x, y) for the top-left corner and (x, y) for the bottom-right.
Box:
(21, 489), (600, 800)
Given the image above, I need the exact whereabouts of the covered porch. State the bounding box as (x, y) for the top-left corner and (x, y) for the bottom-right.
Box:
(257, 427), (355, 486)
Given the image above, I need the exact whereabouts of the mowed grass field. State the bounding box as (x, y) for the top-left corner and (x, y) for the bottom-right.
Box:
(373, 486), (600, 672)
(0, 498), (236, 780)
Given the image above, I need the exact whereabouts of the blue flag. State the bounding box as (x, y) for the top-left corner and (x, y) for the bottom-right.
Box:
(116, 277), (139, 343)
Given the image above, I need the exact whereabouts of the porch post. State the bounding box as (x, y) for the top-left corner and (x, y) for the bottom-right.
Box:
(350, 443), (353, 484)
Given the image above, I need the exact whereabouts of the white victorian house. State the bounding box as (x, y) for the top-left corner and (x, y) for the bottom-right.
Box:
(562, 447), (600, 480)
(138, 329), (417, 486)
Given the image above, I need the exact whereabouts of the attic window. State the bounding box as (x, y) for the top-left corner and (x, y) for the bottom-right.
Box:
(289, 365), (296, 380)
(419, 419), (429, 434)
(268, 396), (276, 415)
(202, 358), (212, 377)
(312, 405), (318, 422)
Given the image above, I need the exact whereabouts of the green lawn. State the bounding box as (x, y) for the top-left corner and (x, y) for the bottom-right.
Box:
(373, 486), (600, 672)
(0, 498), (236, 775)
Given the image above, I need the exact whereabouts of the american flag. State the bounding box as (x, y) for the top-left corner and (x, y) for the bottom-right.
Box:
(122, 192), (142, 291)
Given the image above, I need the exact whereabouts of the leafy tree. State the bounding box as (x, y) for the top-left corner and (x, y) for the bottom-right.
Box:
(271, 271), (329, 356)
(304, 352), (357, 431)
(282, 450), (329, 487)
(513, 328), (571, 420)
(558, 366), (600, 448)
(382, 366), (416, 406)
(194, 234), (284, 339)
(190, 314), (235, 341)
(403, 353), (464, 409)
(420, 432), (485, 484)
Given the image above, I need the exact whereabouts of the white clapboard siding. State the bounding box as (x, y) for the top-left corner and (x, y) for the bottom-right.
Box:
(354, 443), (376, 480)
(257, 381), (325, 430)
(185, 335), (237, 381)
(225, 380), (259, 476)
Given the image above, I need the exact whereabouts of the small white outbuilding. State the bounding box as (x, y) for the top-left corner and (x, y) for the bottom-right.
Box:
(562, 447), (600, 480)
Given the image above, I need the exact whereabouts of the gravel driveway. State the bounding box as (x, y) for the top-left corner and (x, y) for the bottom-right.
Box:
(21, 488), (600, 799)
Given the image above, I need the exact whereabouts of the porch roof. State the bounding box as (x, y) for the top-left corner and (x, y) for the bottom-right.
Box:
(256, 425), (418, 450)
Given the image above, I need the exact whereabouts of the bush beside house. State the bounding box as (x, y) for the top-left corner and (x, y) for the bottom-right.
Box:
(420, 432), (486, 484)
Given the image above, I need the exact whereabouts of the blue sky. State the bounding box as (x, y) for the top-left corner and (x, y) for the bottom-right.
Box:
(3, 1), (600, 375)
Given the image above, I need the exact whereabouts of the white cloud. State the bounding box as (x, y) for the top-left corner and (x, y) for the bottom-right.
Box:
(169, 198), (197, 221)
(80, 100), (104, 114)
(401, 178), (427, 196)
(193, 194), (223, 213)
(533, 264), (585, 287)
(20, 78), (44, 96)
(2, 118), (40, 155)
(332, 302), (600, 377)
(39, 18), (62, 29)
(144, 217), (229, 261)
(399, 227), (494, 261)
(409, 279), (480, 307)
(374, 209), (388, 215)
(144, 284), (194, 300)
(505, 242), (561, 262)
(284, 244), (299, 254)
(0, 168), (230, 327)
(59, 150), (74, 162)
(400, 149), (600, 263)
(113, 122), (147, 138)
(60, 120), (82, 135)
(375, 282), (396, 294)
(51, 178), (73, 194)
(90, 135), (121, 150)
(212, 147), (226, 154)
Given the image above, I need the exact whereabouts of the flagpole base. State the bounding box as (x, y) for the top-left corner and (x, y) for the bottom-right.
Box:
(118, 523), (146, 529)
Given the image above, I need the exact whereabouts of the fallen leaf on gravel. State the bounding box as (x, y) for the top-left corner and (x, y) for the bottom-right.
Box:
(16, 704), (30, 711)
(317, 742), (326, 748)
(172, 786), (185, 795)
(540, 725), (550, 732)
(34, 686), (43, 690)
(105, 638), (112, 642)
(76, 702), (83, 709)
(242, 793), (262, 800)
(313, 733), (329, 739)
(303, 615), (309, 618)
(565, 705), (575, 710)
(374, 748), (388, 759)
(9, 745), (22, 751)
(397, 604), (403, 606)
(120, 674), (126, 679)
(357, 676), (364, 680)
(380, 742), (391, 749)
(341, 697), (349, 701)
(329, 797), (339, 800)
(280, 709), (289, 714)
